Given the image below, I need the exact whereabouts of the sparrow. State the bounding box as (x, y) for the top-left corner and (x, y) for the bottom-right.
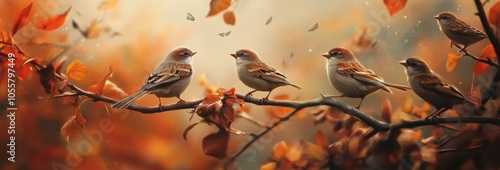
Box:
(111, 46), (196, 109)
(399, 57), (478, 118)
(322, 47), (410, 109)
(230, 49), (301, 101)
(434, 12), (487, 52)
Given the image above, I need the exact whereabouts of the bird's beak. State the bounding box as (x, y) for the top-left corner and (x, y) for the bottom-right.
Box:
(230, 53), (237, 58)
(322, 52), (330, 58)
(399, 60), (408, 67)
(191, 51), (197, 56)
(434, 15), (440, 19)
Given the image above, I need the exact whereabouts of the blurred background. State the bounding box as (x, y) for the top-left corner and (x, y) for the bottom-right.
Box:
(0, 0), (497, 169)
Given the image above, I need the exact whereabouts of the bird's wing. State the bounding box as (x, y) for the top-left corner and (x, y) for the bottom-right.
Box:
(416, 74), (466, 99)
(143, 63), (192, 90)
(450, 20), (488, 37)
(246, 60), (290, 84)
(337, 62), (389, 90)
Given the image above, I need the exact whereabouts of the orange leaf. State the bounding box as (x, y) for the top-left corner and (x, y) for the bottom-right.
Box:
(36, 7), (71, 31)
(260, 162), (277, 170)
(474, 45), (497, 75)
(273, 141), (288, 159)
(286, 142), (303, 162)
(202, 127), (229, 159)
(66, 60), (88, 81)
(223, 11), (236, 25)
(446, 53), (460, 73)
(316, 130), (327, 150)
(89, 68), (113, 96)
(381, 99), (392, 124)
(38, 64), (58, 94)
(94, 80), (128, 99)
(86, 19), (102, 39)
(11, 3), (32, 36)
(75, 109), (86, 127)
(403, 97), (412, 113)
(489, 2), (500, 28)
(383, 0), (407, 16)
(60, 116), (80, 143)
(207, 0), (231, 17)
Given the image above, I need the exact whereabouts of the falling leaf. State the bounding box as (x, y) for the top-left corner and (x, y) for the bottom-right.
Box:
(265, 16), (273, 25)
(383, 0), (407, 16)
(218, 31), (231, 37)
(308, 23), (318, 32)
(225, 31), (231, 36)
(36, 7), (71, 31)
(11, 3), (33, 36)
(98, 0), (118, 10)
(223, 11), (236, 25)
(316, 130), (327, 150)
(75, 109), (86, 127)
(273, 141), (288, 159)
(381, 99), (392, 124)
(202, 127), (229, 159)
(474, 45), (497, 75)
(489, 2), (500, 28)
(199, 74), (218, 94)
(60, 115), (80, 143)
(446, 53), (460, 73)
(351, 26), (378, 50)
(66, 60), (88, 81)
(207, 0), (231, 17)
(187, 13), (195, 21)
(86, 20), (103, 39)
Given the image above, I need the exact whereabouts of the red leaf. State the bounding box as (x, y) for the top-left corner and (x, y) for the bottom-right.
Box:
(207, 0), (231, 17)
(36, 7), (71, 31)
(12, 3), (33, 36)
(474, 45), (497, 75)
(489, 2), (500, 28)
(202, 127), (229, 159)
(383, 0), (407, 16)
(223, 11), (236, 25)
(38, 64), (58, 94)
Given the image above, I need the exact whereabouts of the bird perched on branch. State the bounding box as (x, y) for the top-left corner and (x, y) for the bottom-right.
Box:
(111, 46), (196, 110)
(230, 49), (301, 101)
(322, 47), (411, 109)
(435, 12), (487, 52)
(399, 57), (481, 118)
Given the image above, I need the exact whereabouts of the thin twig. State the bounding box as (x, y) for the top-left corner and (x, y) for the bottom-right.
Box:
(453, 43), (500, 69)
(437, 144), (484, 153)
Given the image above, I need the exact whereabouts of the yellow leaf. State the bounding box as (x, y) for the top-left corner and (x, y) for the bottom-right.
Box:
(66, 60), (88, 81)
(260, 162), (277, 170)
(286, 142), (302, 162)
(446, 53), (460, 73)
(273, 141), (288, 159)
(223, 11), (236, 25)
(207, 0), (231, 17)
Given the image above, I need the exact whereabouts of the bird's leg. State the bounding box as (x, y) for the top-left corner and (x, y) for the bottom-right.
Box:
(244, 90), (258, 101)
(425, 108), (447, 120)
(176, 96), (186, 105)
(259, 90), (274, 104)
(355, 97), (365, 109)
(157, 97), (163, 112)
(326, 95), (344, 98)
(457, 45), (468, 54)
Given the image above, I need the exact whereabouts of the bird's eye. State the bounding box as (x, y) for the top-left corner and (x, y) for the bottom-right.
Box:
(330, 51), (341, 56)
(236, 52), (245, 57)
(408, 61), (417, 67)
(440, 15), (449, 19)
(182, 51), (191, 56)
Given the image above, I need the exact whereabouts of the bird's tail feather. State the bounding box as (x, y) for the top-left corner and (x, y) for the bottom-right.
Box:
(383, 82), (412, 91)
(111, 90), (148, 109)
(288, 83), (302, 90)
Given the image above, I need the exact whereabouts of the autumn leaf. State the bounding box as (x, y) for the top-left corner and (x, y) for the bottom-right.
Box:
(202, 127), (229, 159)
(207, 0), (231, 17)
(183, 121), (202, 140)
(316, 130), (327, 150)
(195, 87), (243, 131)
(381, 99), (392, 124)
(260, 162), (277, 170)
(286, 142), (303, 162)
(75, 108), (86, 127)
(383, 0), (407, 16)
(474, 45), (497, 75)
(470, 86), (482, 111)
(308, 23), (318, 32)
(265, 16), (273, 25)
(38, 64), (59, 94)
(36, 7), (71, 31)
(403, 97), (412, 113)
(88, 68), (113, 96)
(11, 3), (32, 36)
(223, 11), (236, 25)
(86, 20), (102, 39)
(99, 80), (128, 99)
(489, 2), (500, 28)
(66, 60), (88, 81)
(60, 115), (80, 143)
(273, 141), (288, 159)
(446, 53), (460, 73)
(199, 74), (218, 94)
(310, 106), (345, 125)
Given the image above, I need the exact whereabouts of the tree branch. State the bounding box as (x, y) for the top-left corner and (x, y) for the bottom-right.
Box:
(453, 43), (500, 69)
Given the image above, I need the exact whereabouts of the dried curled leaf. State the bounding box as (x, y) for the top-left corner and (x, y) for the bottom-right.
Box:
(66, 60), (88, 81)
(12, 3), (33, 36)
(474, 45), (497, 75)
(195, 87), (243, 131)
(446, 53), (460, 73)
(489, 2), (500, 28)
(36, 7), (71, 31)
(383, 0), (407, 16)
(88, 80), (128, 100)
(223, 11), (236, 25)
(381, 99), (392, 124)
(207, 0), (231, 17)
(202, 127), (229, 159)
